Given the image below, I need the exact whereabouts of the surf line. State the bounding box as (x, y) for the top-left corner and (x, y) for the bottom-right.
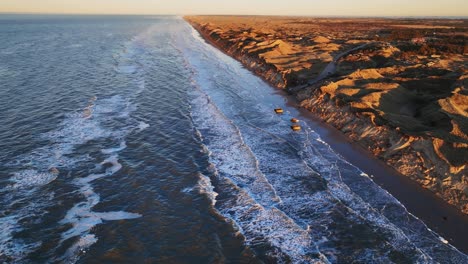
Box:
(58, 149), (141, 262)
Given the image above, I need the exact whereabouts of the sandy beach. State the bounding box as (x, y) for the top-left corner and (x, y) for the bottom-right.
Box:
(185, 15), (468, 214)
(185, 15), (468, 252)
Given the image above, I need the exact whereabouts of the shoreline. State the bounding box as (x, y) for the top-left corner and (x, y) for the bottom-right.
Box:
(282, 88), (468, 253)
(184, 17), (468, 253)
(184, 16), (467, 214)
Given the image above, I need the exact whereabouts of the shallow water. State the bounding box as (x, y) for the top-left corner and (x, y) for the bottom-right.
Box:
(0, 15), (466, 263)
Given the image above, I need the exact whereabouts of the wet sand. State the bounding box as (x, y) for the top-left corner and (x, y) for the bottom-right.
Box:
(277, 88), (468, 253)
(185, 15), (468, 214)
(185, 17), (468, 254)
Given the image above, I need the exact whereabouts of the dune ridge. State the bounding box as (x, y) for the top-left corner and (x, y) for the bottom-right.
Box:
(185, 16), (468, 214)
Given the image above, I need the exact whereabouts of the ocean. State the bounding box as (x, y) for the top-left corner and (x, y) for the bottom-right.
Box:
(0, 15), (466, 263)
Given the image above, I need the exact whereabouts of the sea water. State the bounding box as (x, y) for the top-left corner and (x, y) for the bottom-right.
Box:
(0, 15), (466, 263)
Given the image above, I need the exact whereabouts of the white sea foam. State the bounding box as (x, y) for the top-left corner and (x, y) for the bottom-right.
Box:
(194, 172), (218, 206)
(183, 24), (330, 262)
(360, 172), (370, 178)
(189, 87), (280, 206)
(0, 215), (41, 262)
(97, 211), (141, 221)
(2, 21), (154, 263)
(59, 234), (98, 264)
(0, 216), (31, 260)
(179, 19), (467, 262)
(9, 95), (130, 173)
(137, 121), (150, 131)
(101, 141), (127, 154)
(188, 83), (324, 262)
(316, 137), (327, 145)
(8, 169), (58, 189)
(0, 193), (53, 261)
(0, 104), (109, 260)
(440, 237), (449, 244)
(4, 84), (143, 262)
(56, 37), (151, 261)
(60, 155), (141, 262)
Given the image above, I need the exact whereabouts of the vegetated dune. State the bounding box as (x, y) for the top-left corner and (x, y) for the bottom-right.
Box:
(185, 16), (468, 214)
(302, 47), (467, 214)
(301, 53), (468, 213)
(186, 16), (343, 87)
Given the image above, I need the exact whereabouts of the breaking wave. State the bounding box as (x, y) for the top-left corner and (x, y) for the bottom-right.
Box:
(179, 20), (468, 263)
(0, 33), (150, 263)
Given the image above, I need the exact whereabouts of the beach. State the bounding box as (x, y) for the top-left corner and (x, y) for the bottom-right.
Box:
(1, 15), (467, 262)
(185, 15), (468, 214)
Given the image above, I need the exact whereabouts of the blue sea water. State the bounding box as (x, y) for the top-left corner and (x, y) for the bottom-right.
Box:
(0, 15), (467, 263)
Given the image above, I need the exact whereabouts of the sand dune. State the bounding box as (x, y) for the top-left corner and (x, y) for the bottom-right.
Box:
(185, 15), (468, 214)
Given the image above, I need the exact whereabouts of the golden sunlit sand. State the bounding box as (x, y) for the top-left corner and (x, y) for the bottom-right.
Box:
(186, 15), (468, 214)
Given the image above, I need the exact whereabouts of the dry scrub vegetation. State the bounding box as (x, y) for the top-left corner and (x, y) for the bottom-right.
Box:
(186, 16), (468, 213)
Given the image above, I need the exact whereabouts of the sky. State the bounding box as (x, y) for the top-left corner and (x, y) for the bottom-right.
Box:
(0, 0), (467, 17)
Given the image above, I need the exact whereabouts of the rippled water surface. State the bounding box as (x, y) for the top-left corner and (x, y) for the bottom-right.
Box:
(0, 15), (467, 263)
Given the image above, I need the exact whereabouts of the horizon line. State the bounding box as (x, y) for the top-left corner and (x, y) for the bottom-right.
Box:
(0, 12), (467, 19)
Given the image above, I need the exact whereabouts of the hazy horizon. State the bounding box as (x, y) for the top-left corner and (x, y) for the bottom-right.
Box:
(1, 12), (467, 19)
(1, 0), (468, 17)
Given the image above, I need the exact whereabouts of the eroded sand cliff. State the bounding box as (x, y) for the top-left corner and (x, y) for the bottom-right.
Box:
(185, 16), (468, 213)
